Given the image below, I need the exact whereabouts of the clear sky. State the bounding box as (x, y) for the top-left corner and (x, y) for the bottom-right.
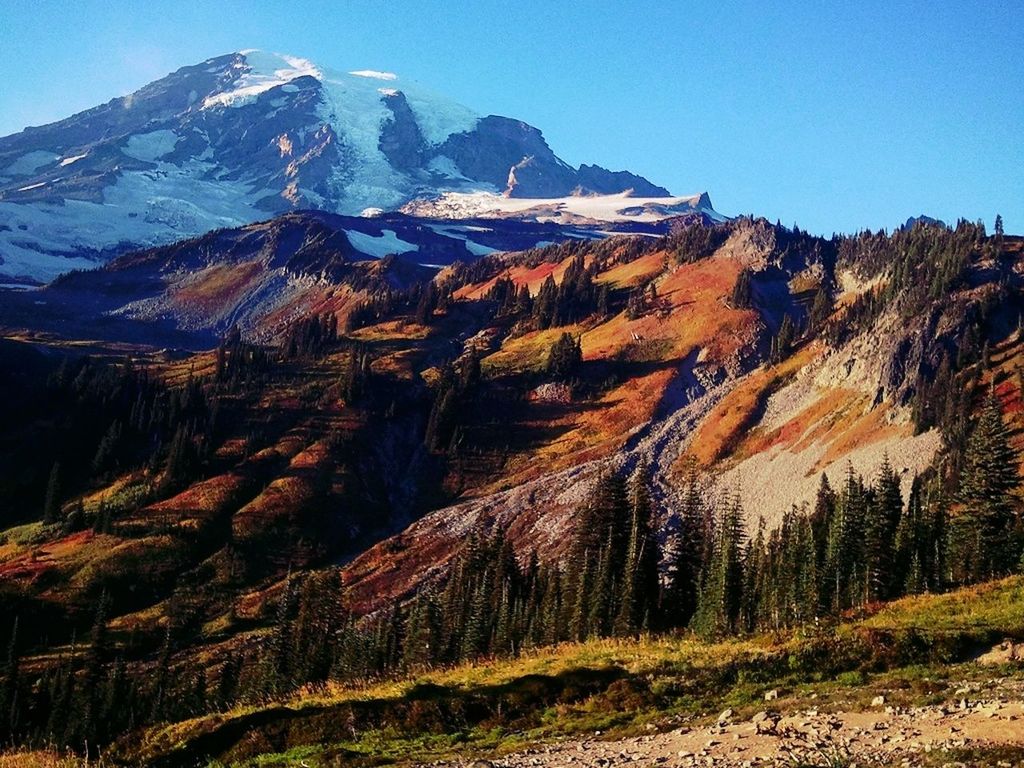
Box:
(1, 0), (1021, 235)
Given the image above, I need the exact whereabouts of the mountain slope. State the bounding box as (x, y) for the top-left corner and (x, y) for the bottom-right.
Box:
(0, 50), (691, 283)
(1, 217), (1020, 764)
(0, 209), (697, 346)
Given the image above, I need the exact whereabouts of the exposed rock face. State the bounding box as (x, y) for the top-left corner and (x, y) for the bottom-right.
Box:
(0, 51), (672, 283)
(438, 116), (566, 194)
(576, 163), (671, 197)
(378, 92), (427, 172)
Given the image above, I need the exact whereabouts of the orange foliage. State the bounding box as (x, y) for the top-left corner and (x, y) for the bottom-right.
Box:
(686, 344), (820, 467)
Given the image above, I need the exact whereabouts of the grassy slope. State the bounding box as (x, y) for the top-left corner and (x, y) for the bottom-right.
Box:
(119, 576), (1024, 767)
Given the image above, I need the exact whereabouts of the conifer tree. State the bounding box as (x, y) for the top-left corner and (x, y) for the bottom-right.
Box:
(403, 592), (442, 668)
(693, 492), (745, 636)
(149, 622), (174, 723)
(865, 455), (903, 600)
(569, 471), (629, 639)
(614, 469), (659, 635)
(78, 591), (111, 744)
(770, 314), (796, 364)
(953, 394), (1021, 580)
(824, 465), (867, 610)
(809, 473), (836, 609)
(42, 461), (62, 524)
(546, 332), (583, 379)
(533, 275), (559, 329)
(666, 463), (707, 628)
(731, 268), (753, 309)
(741, 517), (766, 631)
(0, 618), (19, 741)
(808, 286), (833, 333)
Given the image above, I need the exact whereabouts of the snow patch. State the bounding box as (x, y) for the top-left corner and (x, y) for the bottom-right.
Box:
(5, 150), (59, 176)
(426, 223), (498, 256)
(401, 87), (478, 146)
(123, 130), (179, 161)
(59, 153), (89, 167)
(345, 228), (418, 258)
(404, 190), (717, 223)
(427, 155), (470, 180)
(203, 51), (321, 109)
(349, 69), (398, 81)
(205, 51), (477, 147)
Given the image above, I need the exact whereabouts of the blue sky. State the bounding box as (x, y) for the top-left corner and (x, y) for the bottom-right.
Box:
(1, 0), (1021, 234)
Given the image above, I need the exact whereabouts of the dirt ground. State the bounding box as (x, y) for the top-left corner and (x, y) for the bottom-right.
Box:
(429, 679), (1024, 767)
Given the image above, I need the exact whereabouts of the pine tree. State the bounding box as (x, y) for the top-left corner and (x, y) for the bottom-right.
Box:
(865, 455), (902, 600)
(953, 394), (1021, 580)
(824, 465), (867, 610)
(91, 420), (123, 475)
(666, 463), (706, 628)
(810, 473), (836, 609)
(546, 332), (583, 379)
(292, 569), (346, 685)
(533, 275), (559, 329)
(614, 469), (659, 635)
(0, 618), (19, 740)
(741, 517), (766, 631)
(731, 268), (753, 309)
(895, 476), (926, 594)
(149, 623), (173, 723)
(403, 592), (442, 668)
(770, 314), (796, 364)
(808, 286), (833, 332)
(693, 492), (745, 637)
(569, 471), (630, 639)
(78, 591), (111, 744)
(792, 510), (819, 623)
(264, 574), (299, 695)
(42, 461), (62, 524)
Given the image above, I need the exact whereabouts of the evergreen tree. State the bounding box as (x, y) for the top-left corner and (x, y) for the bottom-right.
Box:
(292, 569), (346, 685)
(808, 286), (833, 333)
(741, 517), (766, 631)
(810, 473), (836, 608)
(770, 314), (796, 364)
(403, 592), (442, 668)
(42, 461), (62, 524)
(824, 466), (867, 610)
(569, 471), (630, 639)
(693, 492), (745, 636)
(953, 394), (1021, 580)
(0, 618), (19, 741)
(731, 268), (753, 309)
(865, 455), (902, 600)
(614, 469), (659, 635)
(546, 332), (583, 380)
(77, 591), (111, 744)
(533, 275), (559, 329)
(666, 463), (707, 628)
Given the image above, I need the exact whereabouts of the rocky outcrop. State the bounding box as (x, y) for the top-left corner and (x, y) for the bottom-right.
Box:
(378, 91), (427, 172)
(576, 163), (670, 197)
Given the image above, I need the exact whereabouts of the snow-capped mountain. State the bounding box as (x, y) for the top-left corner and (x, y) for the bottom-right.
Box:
(0, 50), (702, 284)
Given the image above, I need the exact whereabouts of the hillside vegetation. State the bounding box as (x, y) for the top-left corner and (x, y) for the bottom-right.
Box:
(0, 216), (1022, 762)
(118, 576), (1024, 765)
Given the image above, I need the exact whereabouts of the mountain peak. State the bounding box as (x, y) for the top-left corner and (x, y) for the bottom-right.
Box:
(0, 50), (681, 283)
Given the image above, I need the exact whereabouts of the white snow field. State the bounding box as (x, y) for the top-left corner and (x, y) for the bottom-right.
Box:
(402, 190), (722, 224)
